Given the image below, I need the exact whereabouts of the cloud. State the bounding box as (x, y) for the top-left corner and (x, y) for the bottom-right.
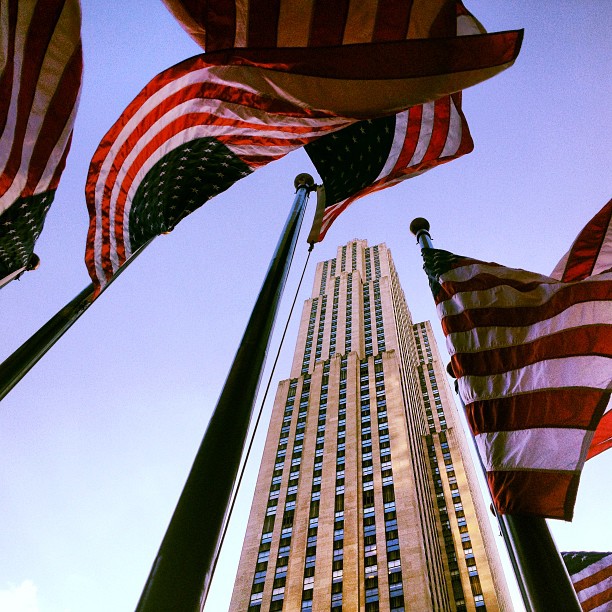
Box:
(0, 580), (40, 612)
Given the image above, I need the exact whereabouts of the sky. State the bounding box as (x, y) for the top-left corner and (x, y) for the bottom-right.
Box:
(1, 2), (611, 611)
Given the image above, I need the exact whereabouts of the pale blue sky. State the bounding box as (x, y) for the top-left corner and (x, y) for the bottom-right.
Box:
(0, 2), (610, 611)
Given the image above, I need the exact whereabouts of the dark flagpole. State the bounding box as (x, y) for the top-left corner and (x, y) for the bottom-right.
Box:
(0, 239), (154, 403)
(136, 174), (316, 612)
(409, 218), (581, 612)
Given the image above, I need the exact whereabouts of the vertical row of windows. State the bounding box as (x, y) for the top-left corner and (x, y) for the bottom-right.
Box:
(426, 433), (466, 611)
(340, 245), (347, 273)
(302, 364), (329, 610)
(329, 278), (340, 357)
(315, 296), (327, 363)
(351, 241), (357, 273)
(373, 245), (381, 278)
(363, 284), (373, 357)
(331, 357), (348, 609)
(365, 248), (372, 282)
(320, 261), (328, 295)
(345, 274), (353, 353)
(302, 300), (318, 373)
(372, 280), (385, 353)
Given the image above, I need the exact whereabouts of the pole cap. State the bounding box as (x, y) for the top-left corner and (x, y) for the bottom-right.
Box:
(409, 217), (430, 236)
(294, 173), (316, 192)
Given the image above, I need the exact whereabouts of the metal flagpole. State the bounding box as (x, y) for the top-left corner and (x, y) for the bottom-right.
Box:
(0, 239), (154, 403)
(409, 217), (582, 612)
(136, 174), (316, 612)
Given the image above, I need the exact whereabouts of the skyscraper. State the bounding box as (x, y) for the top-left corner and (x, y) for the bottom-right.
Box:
(230, 240), (511, 611)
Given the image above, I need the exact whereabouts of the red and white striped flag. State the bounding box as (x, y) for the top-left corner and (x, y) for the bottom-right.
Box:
(305, 93), (473, 242)
(423, 200), (612, 520)
(551, 200), (612, 460)
(162, 0), (522, 115)
(0, 0), (82, 284)
(304, 3), (483, 243)
(563, 551), (612, 611)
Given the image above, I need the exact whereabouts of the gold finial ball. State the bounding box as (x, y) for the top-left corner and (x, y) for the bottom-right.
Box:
(294, 173), (315, 191)
(409, 217), (430, 236)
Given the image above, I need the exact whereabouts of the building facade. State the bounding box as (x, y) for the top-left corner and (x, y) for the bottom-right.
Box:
(230, 240), (511, 611)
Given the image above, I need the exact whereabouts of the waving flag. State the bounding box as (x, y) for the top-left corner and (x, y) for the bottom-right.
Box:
(551, 200), (612, 460)
(305, 93), (473, 242)
(162, 0), (522, 113)
(304, 3), (483, 243)
(0, 0), (82, 285)
(422, 200), (612, 520)
(563, 552), (612, 611)
(85, 54), (352, 289)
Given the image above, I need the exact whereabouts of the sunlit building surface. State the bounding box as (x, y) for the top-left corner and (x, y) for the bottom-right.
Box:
(230, 240), (511, 611)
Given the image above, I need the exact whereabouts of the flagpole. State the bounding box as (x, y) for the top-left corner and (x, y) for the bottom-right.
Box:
(0, 239), (154, 403)
(409, 218), (582, 612)
(135, 174), (316, 612)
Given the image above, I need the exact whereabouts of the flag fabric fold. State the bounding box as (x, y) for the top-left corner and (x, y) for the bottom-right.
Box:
(303, 2), (490, 243)
(562, 551), (612, 611)
(551, 199), (612, 460)
(0, 0), (82, 284)
(422, 200), (612, 520)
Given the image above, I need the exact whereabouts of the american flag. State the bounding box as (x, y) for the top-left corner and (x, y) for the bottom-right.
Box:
(84, 54), (351, 289)
(165, 0), (489, 51)
(550, 200), (612, 460)
(0, 0), (82, 284)
(305, 93), (473, 242)
(304, 3), (482, 243)
(563, 551), (612, 611)
(422, 200), (612, 520)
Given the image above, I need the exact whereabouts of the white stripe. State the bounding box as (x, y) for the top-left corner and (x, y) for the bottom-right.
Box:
(475, 427), (590, 471)
(572, 554), (612, 585)
(0, 1), (35, 182)
(407, 101), (434, 166)
(551, 211), (612, 280)
(458, 355), (612, 403)
(439, 97), (462, 158)
(375, 111), (407, 180)
(0, 1), (80, 210)
(436, 269), (611, 318)
(34, 99), (80, 193)
(578, 574), (612, 606)
(445, 301), (611, 355)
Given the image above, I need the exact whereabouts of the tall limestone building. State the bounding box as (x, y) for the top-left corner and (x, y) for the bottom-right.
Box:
(230, 240), (511, 611)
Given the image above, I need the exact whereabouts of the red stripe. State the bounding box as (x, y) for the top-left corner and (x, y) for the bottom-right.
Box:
(587, 410), (612, 460)
(0, 0), (18, 135)
(451, 325), (612, 377)
(451, 92), (474, 156)
(308, 0), (350, 46)
(561, 199), (612, 282)
(23, 42), (82, 195)
(421, 96), (451, 164)
(247, 0), (281, 47)
(201, 0), (237, 51)
(206, 29), (523, 79)
(372, 0), (413, 41)
(465, 388), (607, 435)
(488, 470), (580, 520)
(574, 563), (612, 594)
(441, 279), (612, 334)
(0, 0), (66, 197)
(582, 586), (612, 612)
